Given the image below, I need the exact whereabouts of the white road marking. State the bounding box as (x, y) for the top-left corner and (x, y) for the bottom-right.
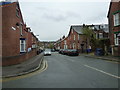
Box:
(84, 65), (120, 79)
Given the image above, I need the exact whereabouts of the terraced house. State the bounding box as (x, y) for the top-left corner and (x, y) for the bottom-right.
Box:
(107, 0), (120, 56)
(0, 1), (39, 66)
(55, 24), (109, 53)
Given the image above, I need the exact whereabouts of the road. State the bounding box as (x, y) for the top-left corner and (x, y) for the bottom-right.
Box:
(2, 52), (119, 88)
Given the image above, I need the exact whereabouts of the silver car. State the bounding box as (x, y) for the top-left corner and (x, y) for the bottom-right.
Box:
(44, 49), (51, 56)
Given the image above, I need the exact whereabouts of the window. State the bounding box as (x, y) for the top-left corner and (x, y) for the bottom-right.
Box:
(99, 33), (103, 39)
(113, 13), (120, 26)
(74, 35), (76, 40)
(73, 43), (76, 49)
(114, 34), (119, 45)
(16, 9), (19, 17)
(96, 33), (98, 39)
(64, 45), (67, 49)
(20, 39), (26, 53)
(64, 40), (66, 44)
(16, 4), (19, 17)
(72, 29), (73, 33)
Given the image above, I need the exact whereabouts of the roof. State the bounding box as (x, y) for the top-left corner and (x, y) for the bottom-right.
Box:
(69, 24), (109, 35)
(107, 1), (120, 17)
(71, 25), (83, 34)
(93, 24), (109, 32)
(107, 1), (112, 17)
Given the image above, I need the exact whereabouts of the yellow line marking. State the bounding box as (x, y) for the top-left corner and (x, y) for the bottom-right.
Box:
(84, 64), (120, 79)
(1, 60), (48, 82)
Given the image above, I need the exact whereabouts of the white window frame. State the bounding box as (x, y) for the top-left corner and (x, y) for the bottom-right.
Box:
(72, 29), (73, 33)
(73, 43), (76, 49)
(114, 34), (119, 46)
(113, 13), (120, 26)
(64, 40), (66, 44)
(74, 35), (76, 40)
(20, 40), (26, 53)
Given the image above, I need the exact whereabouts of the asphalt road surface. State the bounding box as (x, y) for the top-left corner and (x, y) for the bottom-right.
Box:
(2, 52), (119, 88)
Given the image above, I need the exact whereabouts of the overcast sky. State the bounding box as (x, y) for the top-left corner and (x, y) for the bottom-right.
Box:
(19, 0), (111, 41)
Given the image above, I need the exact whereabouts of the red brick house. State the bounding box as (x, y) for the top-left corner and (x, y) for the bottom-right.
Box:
(55, 24), (109, 53)
(67, 25), (86, 52)
(55, 25), (86, 53)
(54, 39), (61, 50)
(0, 1), (39, 66)
(107, 0), (120, 56)
(91, 24), (109, 39)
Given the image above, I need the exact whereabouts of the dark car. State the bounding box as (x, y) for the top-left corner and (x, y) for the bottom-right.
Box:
(67, 49), (79, 56)
(59, 49), (63, 54)
(62, 49), (70, 55)
(51, 49), (55, 52)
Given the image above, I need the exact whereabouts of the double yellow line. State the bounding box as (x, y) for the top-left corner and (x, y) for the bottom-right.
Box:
(0, 60), (48, 82)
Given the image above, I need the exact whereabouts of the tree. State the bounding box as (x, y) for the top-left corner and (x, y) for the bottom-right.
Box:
(82, 26), (96, 51)
(49, 43), (54, 49)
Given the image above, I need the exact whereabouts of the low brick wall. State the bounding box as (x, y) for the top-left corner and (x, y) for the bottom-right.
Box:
(1, 49), (37, 66)
(114, 46), (120, 57)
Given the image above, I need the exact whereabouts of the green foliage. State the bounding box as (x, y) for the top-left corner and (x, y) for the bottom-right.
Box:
(81, 26), (110, 53)
(82, 27), (96, 50)
(49, 43), (54, 49)
(82, 27), (95, 39)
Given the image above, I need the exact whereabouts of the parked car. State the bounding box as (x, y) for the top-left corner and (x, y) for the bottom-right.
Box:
(59, 49), (63, 54)
(67, 49), (79, 56)
(44, 49), (51, 56)
(51, 49), (55, 52)
(62, 49), (70, 55)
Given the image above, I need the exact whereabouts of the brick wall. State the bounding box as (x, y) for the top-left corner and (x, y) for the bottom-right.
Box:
(0, 2), (38, 66)
(1, 49), (37, 66)
(59, 29), (86, 52)
(108, 1), (120, 56)
(2, 2), (23, 57)
(108, 2), (120, 45)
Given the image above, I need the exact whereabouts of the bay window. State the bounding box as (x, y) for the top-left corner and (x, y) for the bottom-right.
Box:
(113, 13), (120, 26)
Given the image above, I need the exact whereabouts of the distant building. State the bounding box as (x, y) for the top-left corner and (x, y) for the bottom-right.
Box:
(55, 25), (86, 52)
(107, 0), (120, 56)
(40, 41), (56, 49)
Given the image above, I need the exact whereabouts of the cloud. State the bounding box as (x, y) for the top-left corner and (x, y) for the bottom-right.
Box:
(38, 7), (80, 22)
(43, 14), (67, 22)
(19, 2), (109, 41)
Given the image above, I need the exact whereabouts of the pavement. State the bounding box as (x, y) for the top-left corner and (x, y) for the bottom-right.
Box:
(80, 53), (120, 63)
(1, 53), (44, 78)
